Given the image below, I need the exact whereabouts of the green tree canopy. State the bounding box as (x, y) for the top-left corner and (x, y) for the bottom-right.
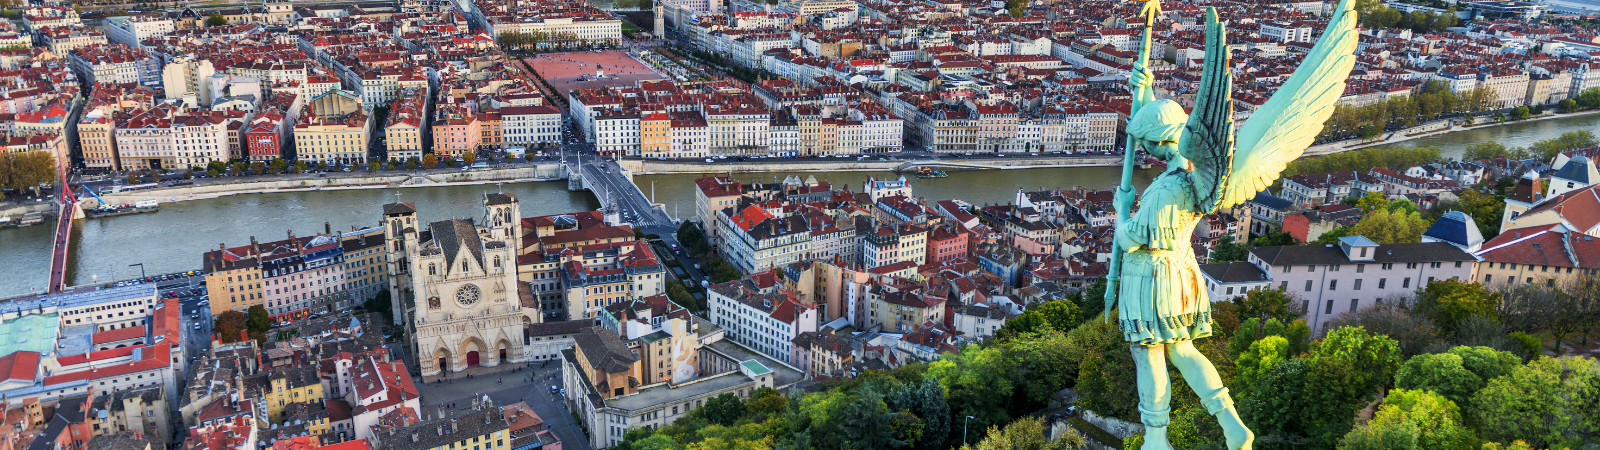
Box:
(699, 393), (746, 427)
(961, 416), (1083, 450)
(204, 14), (228, 27)
(1350, 207), (1430, 243)
(1337, 389), (1477, 450)
(1414, 279), (1499, 337)
(1470, 356), (1600, 449)
(1233, 288), (1301, 323)
(1394, 352), (1484, 409)
(246, 305), (272, 332)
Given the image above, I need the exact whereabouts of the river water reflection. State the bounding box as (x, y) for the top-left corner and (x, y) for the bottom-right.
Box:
(1, 113), (1595, 297)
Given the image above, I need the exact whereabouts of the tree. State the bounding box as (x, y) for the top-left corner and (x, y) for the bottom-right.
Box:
(214, 311), (248, 342)
(1353, 191), (1390, 211)
(205, 13), (228, 27)
(368, 161), (380, 171)
(1394, 352), (1484, 409)
(1235, 335), (1290, 397)
(839, 391), (909, 449)
(423, 153), (438, 168)
(1510, 106), (1530, 121)
(463, 151), (477, 165)
(1071, 318), (1141, 421)
(961, 416), (1084, 450)
(1308, 226), (1353, 245)
(699, 393), (746, 426)
(1526, 130), (1598, 162)
(1233, 289), (1300, 323)
(1326, 304), (1439, 358)
(1559, 99), (1580, 113)
(246, 305), (272, 332)
(1470, 356), (1600, 449)
(1208, 234), (1249, 263)
(1337, 389), (1477, 450)
(292, 161), (307, 173)
(1229, 317), (1312, 361)
(1577, 88), (1600, 109)
(1413, 279), (1498, 337)
(886, 378), (951, 450)
(270, 158), (289, 173)
(1291, 326), (1405, 447)
(709, 258), (741, 283)
(1250, 230), (1296, 247)
(1349, 208), (1430, 243)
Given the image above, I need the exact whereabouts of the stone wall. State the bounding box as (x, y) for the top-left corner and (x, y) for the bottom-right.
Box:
(89, 164), (567, 206)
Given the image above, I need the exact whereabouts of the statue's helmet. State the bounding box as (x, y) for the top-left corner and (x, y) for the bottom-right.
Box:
(1127, 99), (1187, 161)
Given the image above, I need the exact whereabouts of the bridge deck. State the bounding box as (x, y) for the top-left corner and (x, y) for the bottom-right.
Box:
(47, 202), (72, 293)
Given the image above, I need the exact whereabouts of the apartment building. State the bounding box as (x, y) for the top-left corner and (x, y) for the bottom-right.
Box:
(708, 278), (818, 367)
(383, 87), (427, 162)
(560, 241), (669, 320)
(1246, 235), (1476, 332)
(102, 14), (174, 47)
(1474, 223), (1600, 289)
(502, 105), (563, 147)
(718, 204), (813, 273)
(293, 90), (371, 165)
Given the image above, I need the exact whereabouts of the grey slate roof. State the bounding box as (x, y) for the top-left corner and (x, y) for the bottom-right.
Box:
(1422, 210), (1483, 249)
(485, 192), (518, 206)
(1250, 191), (1293, 210)
(430, 219), (483, 276)
(573, 329), (637, 374)
(1553, 156), (1596, 184)
(1198, 262), (1270, 283)
(385, 406), (510, 450)
(1248, 242), (1475, 266)
(383, 202), (416, 215)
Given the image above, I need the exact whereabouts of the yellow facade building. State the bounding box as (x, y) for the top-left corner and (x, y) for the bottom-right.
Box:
(294, 90), (371, 165)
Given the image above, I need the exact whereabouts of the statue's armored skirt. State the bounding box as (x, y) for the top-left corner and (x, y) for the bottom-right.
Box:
(1118, 172), (1213, 345)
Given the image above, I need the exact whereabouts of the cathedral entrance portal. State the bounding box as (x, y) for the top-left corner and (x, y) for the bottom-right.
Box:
(467, 351), (481, 366)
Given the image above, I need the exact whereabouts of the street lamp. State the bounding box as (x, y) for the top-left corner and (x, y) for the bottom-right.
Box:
(964, 415), (975, 445)
(129, 263), (146, 279)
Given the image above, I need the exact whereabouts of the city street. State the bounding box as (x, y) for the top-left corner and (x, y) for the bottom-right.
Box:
(416, 363), (592, 450)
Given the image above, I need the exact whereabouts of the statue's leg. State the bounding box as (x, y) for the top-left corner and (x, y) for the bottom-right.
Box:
(1131, 343), (1171, 450)
(1167, 341), (1254, 450)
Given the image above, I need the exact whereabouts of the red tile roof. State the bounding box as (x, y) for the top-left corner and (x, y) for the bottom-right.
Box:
(0, 351), (39, 383)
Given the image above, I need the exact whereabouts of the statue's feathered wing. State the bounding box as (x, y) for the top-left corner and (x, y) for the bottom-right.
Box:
(1189, 0), (1361, 212)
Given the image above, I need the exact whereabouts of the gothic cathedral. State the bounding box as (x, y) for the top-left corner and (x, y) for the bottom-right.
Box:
(383, 193), (534, 380)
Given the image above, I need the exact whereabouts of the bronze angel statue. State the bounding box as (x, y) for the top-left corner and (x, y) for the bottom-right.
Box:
(1101, 0), (1360, 448)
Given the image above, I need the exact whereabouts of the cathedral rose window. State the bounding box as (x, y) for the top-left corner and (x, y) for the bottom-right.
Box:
(457, 284), (481, 306)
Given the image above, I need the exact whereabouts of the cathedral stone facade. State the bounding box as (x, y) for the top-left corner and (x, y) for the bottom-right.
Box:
(384, 193), (536, 380)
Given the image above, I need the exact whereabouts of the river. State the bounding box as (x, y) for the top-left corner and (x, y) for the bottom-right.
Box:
(1, 113), (1595, 298)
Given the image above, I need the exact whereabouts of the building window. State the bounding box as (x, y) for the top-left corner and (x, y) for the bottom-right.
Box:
(1329, 280), (1337, 291)
(1378, 278), (1387, 289)
(1325, 300), (1334, 315)
(1402, 277), (1411, 289)
(1305, 280), (1313, 292)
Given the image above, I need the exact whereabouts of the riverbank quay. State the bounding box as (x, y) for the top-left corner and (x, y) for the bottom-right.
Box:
(88, 164), (569, 206)
(618, 155), (1127, 174)
(1307, 108), (1600, 155)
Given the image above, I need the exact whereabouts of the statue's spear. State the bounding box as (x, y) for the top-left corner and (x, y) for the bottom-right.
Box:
(1105, 0), (1161, 320)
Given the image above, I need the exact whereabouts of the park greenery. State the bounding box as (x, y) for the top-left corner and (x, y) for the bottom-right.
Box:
(0, 151), (56, 199)
(607, 270), (1600, 450)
